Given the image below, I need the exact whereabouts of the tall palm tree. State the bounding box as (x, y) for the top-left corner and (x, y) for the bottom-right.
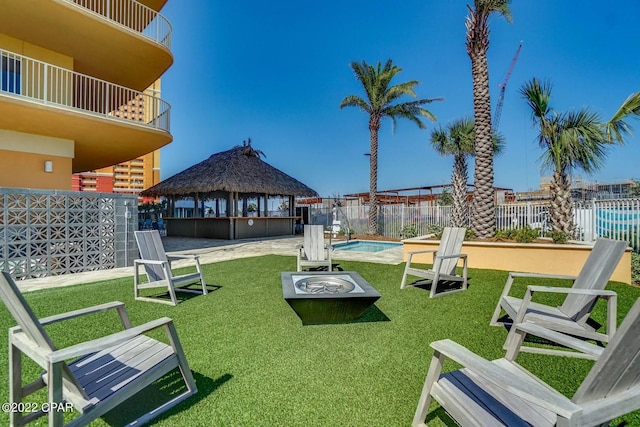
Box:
(340, 59), (442, 234)
(520, 78), (640, 236)
(430, 118), (505, 227)
(430, 118), (475, 227)
(465, 0), (512, 238)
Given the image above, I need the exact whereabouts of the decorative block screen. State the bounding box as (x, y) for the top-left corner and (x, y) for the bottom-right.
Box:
(0, 188), (138, 280)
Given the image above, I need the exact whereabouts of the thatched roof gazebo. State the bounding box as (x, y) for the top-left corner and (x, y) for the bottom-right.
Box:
(141, 140), (318, 239)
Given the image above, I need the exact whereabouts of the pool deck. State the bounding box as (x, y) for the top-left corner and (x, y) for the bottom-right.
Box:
(17, 236), (404, 293)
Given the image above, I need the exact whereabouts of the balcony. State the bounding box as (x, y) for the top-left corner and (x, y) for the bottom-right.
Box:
(0, 49), (172, 173)
(0, 0), (173, 90)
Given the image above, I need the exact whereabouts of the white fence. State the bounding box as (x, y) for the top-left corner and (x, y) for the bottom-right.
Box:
(308, 198), (640, 250)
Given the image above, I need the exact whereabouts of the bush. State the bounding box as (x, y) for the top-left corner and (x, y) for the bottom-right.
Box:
(399, 224), (419, 239)
(633, 252), (640, 286)
(425, 224), (444, 238)
(547, 230), (568, 244)
(495, 226), (539, 243)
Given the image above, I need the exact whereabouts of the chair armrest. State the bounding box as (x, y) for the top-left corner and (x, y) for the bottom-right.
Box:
(38, 301), (127, 326)
(507, 322), (604, 360)
(431, 339), (579, 417)
(509, 272), (579, 281)
(526, 286), (616, 298)
(167, 254), (199, 261)
(135, 259), (168, 266)
(295, 244), (303, 250)
(48, 317), (174, 363)
(407, 249), (438, 256)
(436, 253), (467, 260)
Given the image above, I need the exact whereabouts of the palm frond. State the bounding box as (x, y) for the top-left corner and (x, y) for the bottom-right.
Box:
(339, 95), (372, 114)
(606, 90), (640, 143)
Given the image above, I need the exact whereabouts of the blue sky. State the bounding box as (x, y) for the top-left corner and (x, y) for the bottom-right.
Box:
(158, 1), (640, 197)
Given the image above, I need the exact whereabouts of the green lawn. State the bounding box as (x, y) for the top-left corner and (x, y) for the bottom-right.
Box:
(1, 255), (639, 426)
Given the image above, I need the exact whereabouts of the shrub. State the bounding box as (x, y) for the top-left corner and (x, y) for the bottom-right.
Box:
(547, 230), (568, 244)
(633, 252), (640, 286)
(399, 224), (419, 239)
(425, 224), (444, 238)
(495, 226), (539, 243)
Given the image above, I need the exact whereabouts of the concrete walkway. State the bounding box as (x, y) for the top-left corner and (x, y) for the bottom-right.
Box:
(17, 236), (404, 293)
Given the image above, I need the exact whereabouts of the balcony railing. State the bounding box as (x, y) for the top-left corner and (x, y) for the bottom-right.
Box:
(64, 0), (172, 49)
(0, 49), (170, 132)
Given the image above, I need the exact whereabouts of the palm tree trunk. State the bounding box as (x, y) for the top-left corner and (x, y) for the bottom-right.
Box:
(469, 51), (496, 238)
(452, 154), (469, 228)
(368, 118), (380, 235)
(549, 170), (575, 236)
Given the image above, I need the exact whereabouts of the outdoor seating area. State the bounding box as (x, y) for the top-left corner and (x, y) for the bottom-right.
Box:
(1, 243), (639, 425)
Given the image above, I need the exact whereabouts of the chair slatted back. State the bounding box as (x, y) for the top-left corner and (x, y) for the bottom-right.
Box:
(436, 227), (466, 275)
(573, 297), (640, 403)
(0, 272), (86, 398)
(303, 225), (326, 261)
(135, 230), (169, 282)
(559, 238), (627, 323)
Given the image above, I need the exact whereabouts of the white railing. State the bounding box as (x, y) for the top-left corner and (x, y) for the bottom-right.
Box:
(0, 49), (170, 132)
(307, 198), (640, 250)
(64, 0), (172, 49)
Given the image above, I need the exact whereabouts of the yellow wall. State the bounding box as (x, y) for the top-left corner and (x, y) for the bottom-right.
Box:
(403, 239), (632, 285)
(0, 130), (74, 190)
(0, 149), (72, 190)
(0, 34), (73, 68)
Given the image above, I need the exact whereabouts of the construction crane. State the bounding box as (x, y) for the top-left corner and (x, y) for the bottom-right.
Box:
(493, 41), (523, 131)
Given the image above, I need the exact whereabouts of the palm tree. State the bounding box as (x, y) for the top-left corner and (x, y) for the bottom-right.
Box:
(340, 59), (442, 234)
(430, 118), (505, 227)
(465, 0), (512, 238)
(520, 78), (640, 236)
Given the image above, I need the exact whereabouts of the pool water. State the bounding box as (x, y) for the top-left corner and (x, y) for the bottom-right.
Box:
(333, 241), (401, 253)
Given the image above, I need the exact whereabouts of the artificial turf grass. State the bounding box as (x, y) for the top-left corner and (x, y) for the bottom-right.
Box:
(0, 255), (639, 426)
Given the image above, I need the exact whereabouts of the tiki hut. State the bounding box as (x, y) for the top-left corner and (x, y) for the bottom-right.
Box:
(141, 140), (318, 239)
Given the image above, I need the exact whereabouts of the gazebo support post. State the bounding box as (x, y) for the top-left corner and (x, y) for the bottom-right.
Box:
(194, 192), (200, 218)
(215, 199), (220, 217)
(263, 194), (268, 217)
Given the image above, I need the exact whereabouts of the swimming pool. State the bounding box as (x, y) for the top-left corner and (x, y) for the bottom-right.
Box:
(333, 241), (402, 253)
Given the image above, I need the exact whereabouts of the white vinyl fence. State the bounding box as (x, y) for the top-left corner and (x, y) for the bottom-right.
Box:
(308, 198), (640, 251)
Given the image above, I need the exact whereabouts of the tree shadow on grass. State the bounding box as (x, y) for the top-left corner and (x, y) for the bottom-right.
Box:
(102, 370), (233, 426)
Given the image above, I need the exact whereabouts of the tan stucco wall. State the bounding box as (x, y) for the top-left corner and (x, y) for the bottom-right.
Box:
(0, 149), (72, 190)
(403, 239), (632, 285)
(0, 34), (73, 69)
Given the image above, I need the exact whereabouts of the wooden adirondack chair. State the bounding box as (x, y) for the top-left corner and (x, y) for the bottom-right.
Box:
(134, 230), (207, 305)
(413, 297), (640, 427)
(490, 238), (627, 356)
(296, 225), (332, 271)
(400, 227), (468, 298)
(0, 272), (197, 427)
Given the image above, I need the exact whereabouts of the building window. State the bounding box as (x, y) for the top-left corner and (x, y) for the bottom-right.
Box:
(1, 55), (21, 95)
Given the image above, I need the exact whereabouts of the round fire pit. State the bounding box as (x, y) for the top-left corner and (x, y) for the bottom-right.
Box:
(294, 276), (355, 294)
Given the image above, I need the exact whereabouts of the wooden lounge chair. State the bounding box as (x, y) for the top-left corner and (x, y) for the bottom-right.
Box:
(0, 271), (197, 427)
(490, 238), (627, 356)
(134, 230), (207, 305)
(296, 225), (332, 271)
(412, 297), (640, 427)
(400, 227), (468, 298)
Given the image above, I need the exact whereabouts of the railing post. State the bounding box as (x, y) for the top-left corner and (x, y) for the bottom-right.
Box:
(592, 198), (597, 240)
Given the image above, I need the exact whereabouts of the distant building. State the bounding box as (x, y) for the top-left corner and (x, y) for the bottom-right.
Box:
(515, 177), (639, 202)
(0, 1), (173, 190)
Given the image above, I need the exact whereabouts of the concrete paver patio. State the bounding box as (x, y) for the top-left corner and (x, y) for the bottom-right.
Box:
(17, 236), (403, 293)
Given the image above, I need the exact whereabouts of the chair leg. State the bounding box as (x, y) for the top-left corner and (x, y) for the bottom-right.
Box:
(195, 260), (207, 295)
(9, 343), (23, 427)
(47, 362), (64, 427)
(412, 350), (445, 427)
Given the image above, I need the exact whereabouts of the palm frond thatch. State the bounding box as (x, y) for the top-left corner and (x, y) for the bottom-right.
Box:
(141, 144), (318, 198)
